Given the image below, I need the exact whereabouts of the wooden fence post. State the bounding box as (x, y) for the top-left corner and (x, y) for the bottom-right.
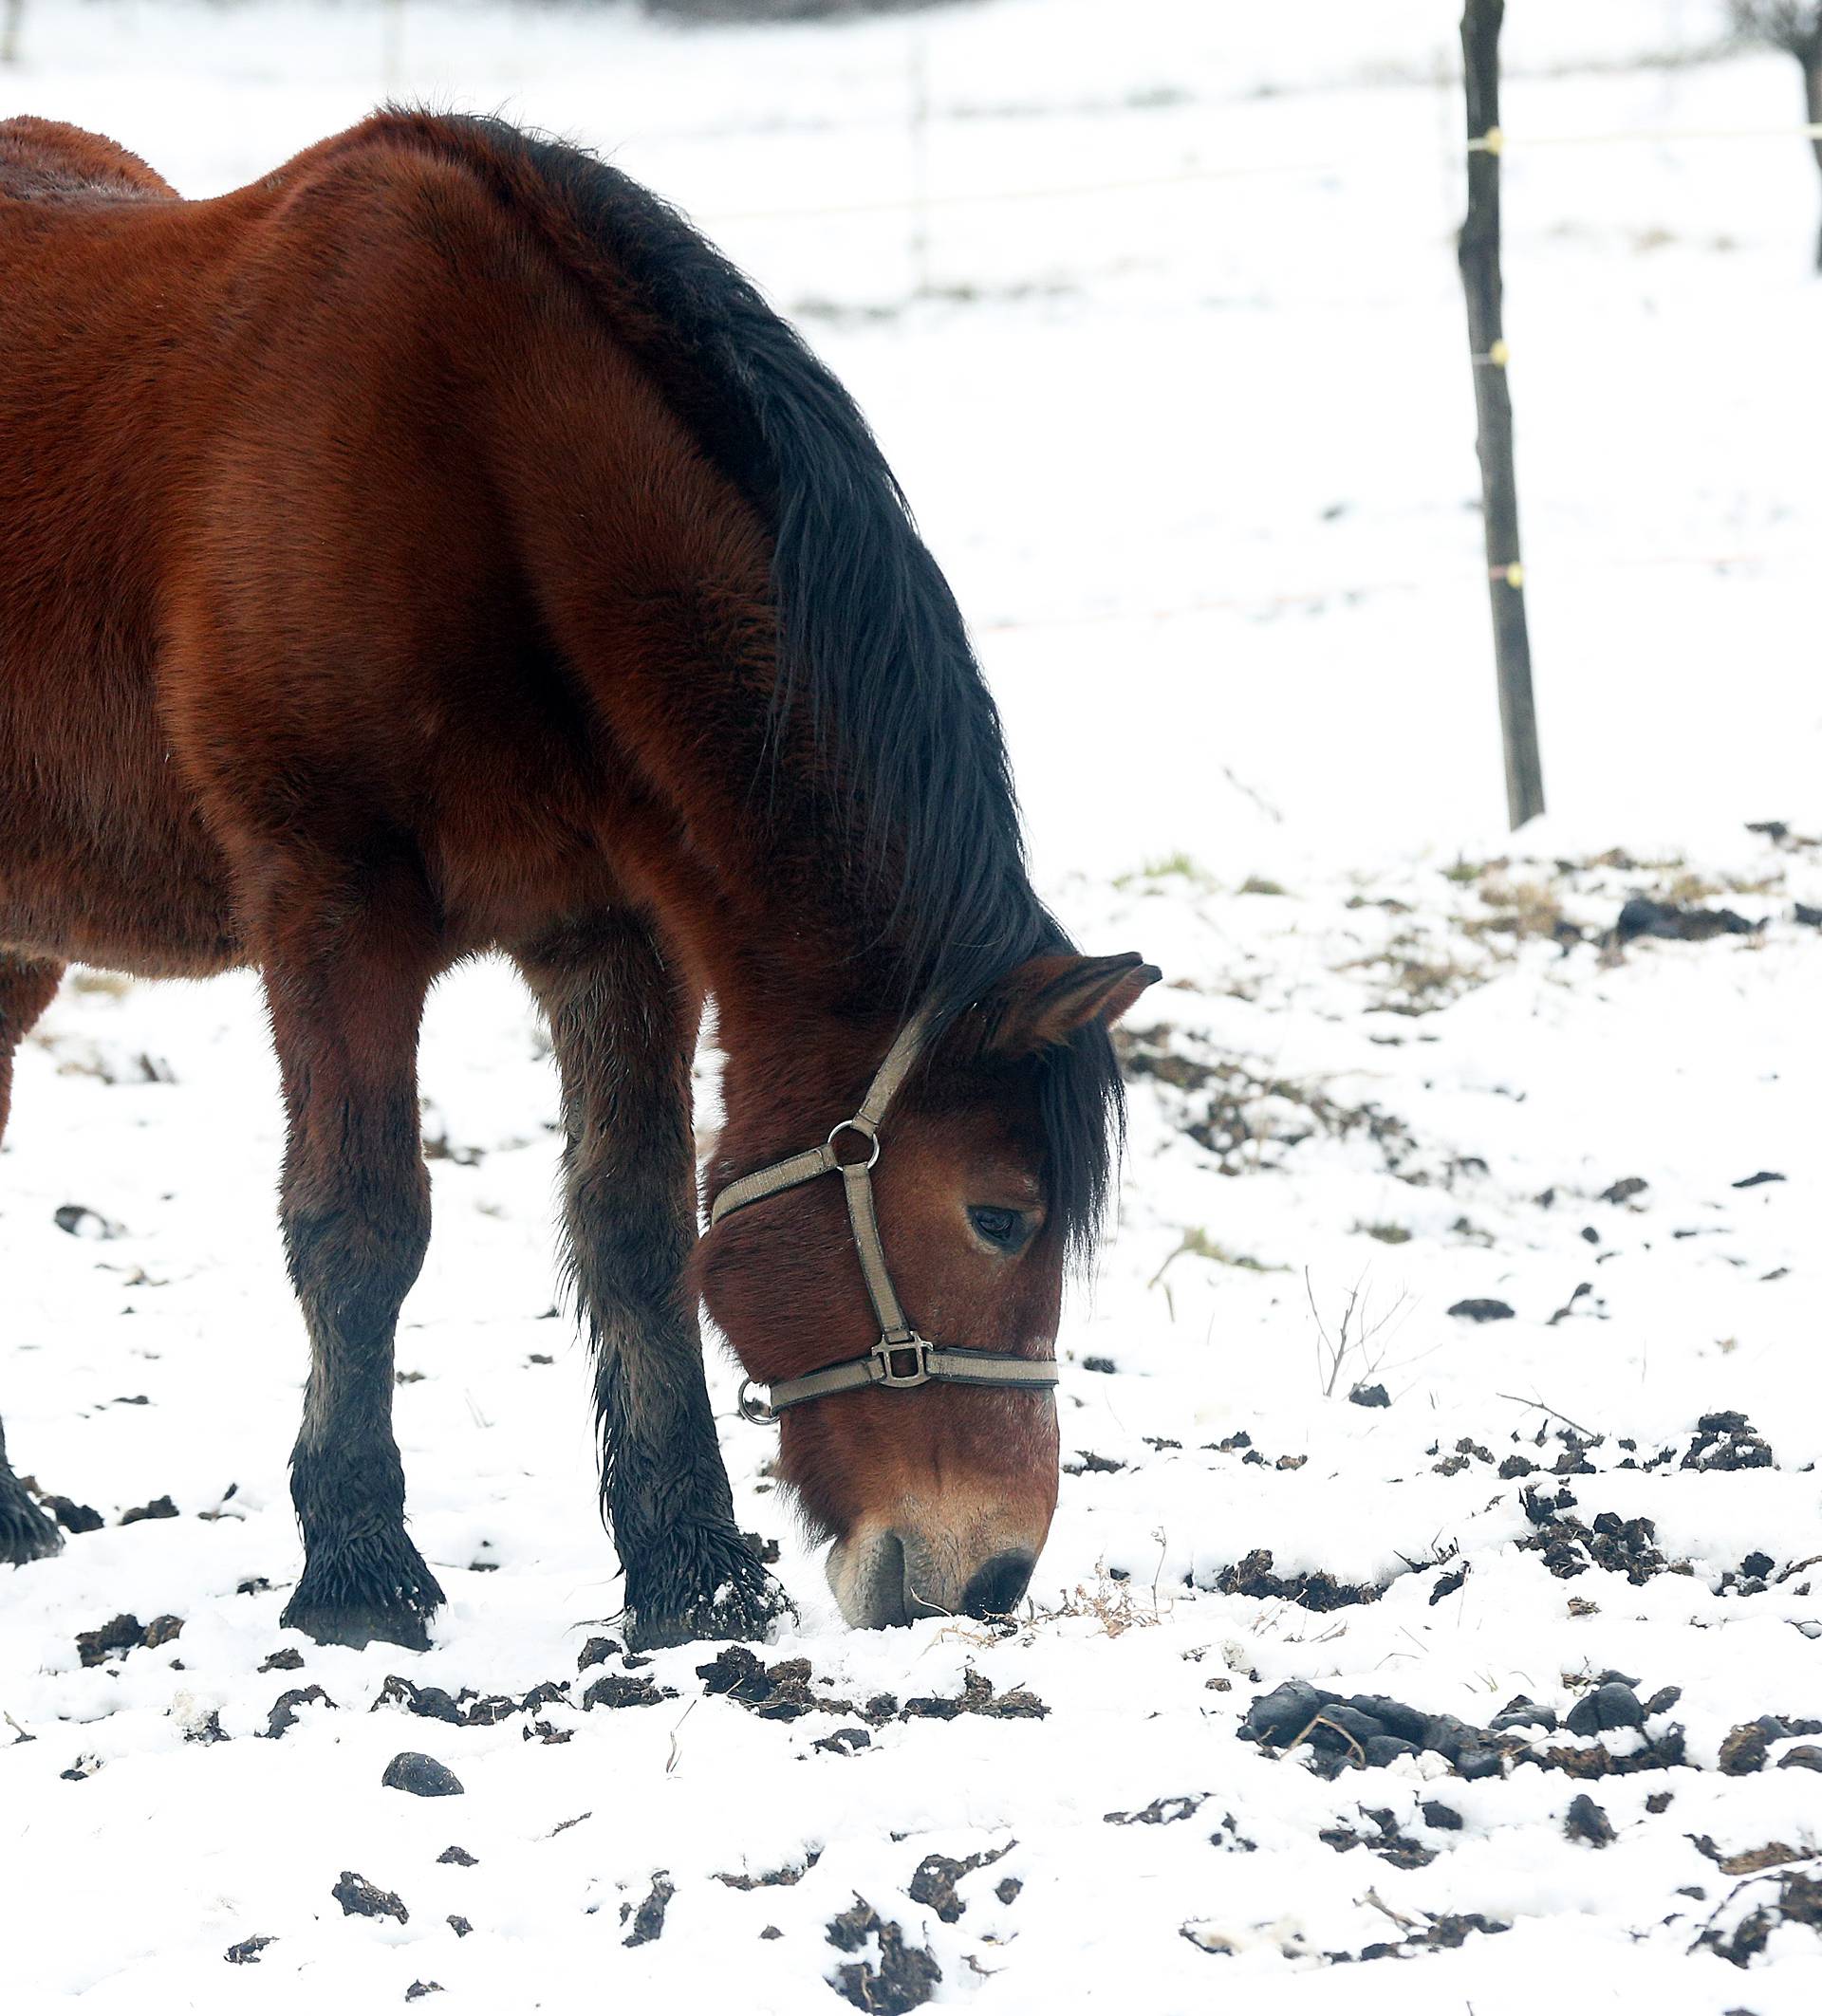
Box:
(1459, 0), (1545, 829)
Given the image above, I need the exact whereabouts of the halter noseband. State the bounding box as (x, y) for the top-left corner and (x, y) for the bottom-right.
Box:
(707, 1014), (1062, 1424)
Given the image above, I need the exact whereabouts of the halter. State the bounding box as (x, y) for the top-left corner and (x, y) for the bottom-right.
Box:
(707, 1014), (1062, 1424)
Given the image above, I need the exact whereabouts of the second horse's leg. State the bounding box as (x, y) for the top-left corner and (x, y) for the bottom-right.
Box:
(261, 876), (444, 1649)
(0, 953), (66, 1565)
(0, 1414), (61, 1568)
(518, 915), (786, 1650)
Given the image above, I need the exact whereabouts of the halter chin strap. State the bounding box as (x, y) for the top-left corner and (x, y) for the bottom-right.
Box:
(707, 1013), (1061, 1424)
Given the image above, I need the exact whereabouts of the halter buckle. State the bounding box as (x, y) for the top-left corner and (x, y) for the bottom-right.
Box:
(869, 1337), (933, 1390)
(826, 1117), (881, 1169)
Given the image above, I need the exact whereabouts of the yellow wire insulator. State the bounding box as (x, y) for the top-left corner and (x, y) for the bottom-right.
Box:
(1489, 339), (1510, 367)
(1469, 126), (1505, 156)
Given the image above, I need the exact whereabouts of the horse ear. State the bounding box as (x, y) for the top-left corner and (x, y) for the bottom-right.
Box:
(978, 952), (1162, 1058)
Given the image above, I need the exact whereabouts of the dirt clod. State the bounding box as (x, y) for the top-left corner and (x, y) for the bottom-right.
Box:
(1564, 1794), (1615, 1847)
(1565, 1682), (1643, 1736)
(223, 1936), (274, 1964)
(908, 1842), (1012, 1921)
(1615, 897), (1759, 944)
(697, 1645), (843, 1719)
(437, 1846), (477, 1866)
(622, 1874), (673, 1948)
(1490, 1695), (1556, 1734)
(1239, 1680), (1324, 1746)
(716, 1853), (820, 1891)
(377, 1671), (597, 1723)
(580, 1669), (664, 1701)
(1321, 1809), (1437, 1868)
(1446, 1299), (1514, 1322)
(73, 1612), (182, 1668)
(1518, 1494), (1665, 1585)
(259, 1648), (304, 1674)
(119, 1495), (179, 1525)
(381, 1751), (464, 1798)
(76, 1615), (151, 1667)
(827, 1897), (941, 2012)
(1210, 1549), (1379, 1612)
(901, 1670), (1048, 1721)
(1690, 1835), (1805, 1876)
(1106, 1794), (1204, 1826)
(375, 1675), (464, 1726)
(266, 1686), (335, 1739)
(333, 1872), (408, 1923)
(1683, 1415), (1776, 1472)
(1719, 1718), (1785, 1775)
(1242, 1677), (1689, 1785)
(1699, 1869), (1822, 1965)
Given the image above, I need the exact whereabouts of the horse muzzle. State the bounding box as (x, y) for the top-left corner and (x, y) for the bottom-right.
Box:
(827, 1519), (1040, 1628)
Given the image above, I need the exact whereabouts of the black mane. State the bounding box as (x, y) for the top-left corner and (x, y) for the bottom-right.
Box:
(415, 112), (1123, 1253)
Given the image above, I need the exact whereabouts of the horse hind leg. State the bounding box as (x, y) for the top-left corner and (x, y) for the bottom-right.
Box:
(516, 915), (787, 1651)
(0, 953), (66, 1565)
(252, 860), (445, 1649)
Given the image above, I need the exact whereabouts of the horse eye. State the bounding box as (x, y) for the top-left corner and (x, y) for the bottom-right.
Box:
(968, 1205), (1027, 1252)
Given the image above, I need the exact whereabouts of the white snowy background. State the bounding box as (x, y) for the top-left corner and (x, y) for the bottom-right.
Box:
(2, 2), (1820, 2010)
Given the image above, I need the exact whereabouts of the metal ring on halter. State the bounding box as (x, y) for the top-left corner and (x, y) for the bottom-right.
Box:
(825, 1118), (881, 1169)
(736, 1378), (776, 1425)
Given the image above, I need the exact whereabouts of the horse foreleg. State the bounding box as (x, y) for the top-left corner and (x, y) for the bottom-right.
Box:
(517, 916), (788, 1650)
(0, 953), (66, 1565)
(259, 878), (443, 1650)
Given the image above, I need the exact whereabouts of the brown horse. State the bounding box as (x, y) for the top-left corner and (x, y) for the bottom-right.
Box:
(0, 111), (1157, 1649)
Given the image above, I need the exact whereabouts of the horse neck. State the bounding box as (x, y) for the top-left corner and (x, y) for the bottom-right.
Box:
(605, 617), (920, 1143)
(493, 335), (950, 1096)
(635, 737), (910, 1152)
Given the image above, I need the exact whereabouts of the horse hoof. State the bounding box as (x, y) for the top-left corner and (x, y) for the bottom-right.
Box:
(0, 1493), (65, 1566)
(623, 1543), (794, 1652)
(280, 1537), (444, 1650)
(279, 1597), (434, 1652)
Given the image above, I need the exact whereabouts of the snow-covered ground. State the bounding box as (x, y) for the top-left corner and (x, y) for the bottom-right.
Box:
(4, 3), (1821, 2010)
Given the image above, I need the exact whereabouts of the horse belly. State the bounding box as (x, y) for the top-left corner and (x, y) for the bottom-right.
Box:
(0, 668), (242, 979)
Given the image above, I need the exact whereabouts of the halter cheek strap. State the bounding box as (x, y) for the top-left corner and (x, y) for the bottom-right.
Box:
(707, 1014), (1061, 1423)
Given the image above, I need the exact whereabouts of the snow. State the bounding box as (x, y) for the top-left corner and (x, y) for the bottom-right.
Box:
(4, 2), (1822, 2009)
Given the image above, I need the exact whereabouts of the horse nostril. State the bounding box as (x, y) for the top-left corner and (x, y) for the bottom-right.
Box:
(961, 1549), (1036, 1619)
